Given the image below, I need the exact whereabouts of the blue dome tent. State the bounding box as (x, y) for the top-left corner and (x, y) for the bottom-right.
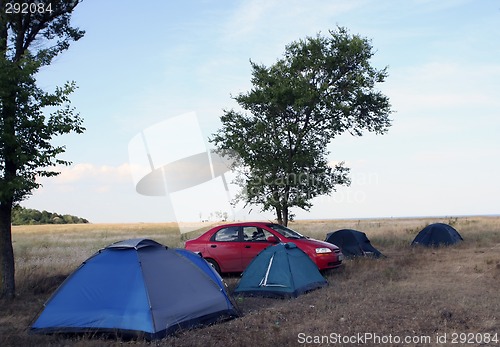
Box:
(30, 239), (238, 340)
(411, 223), (463, 247)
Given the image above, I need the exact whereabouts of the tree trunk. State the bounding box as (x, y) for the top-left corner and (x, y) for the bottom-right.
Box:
(0, 201), (15, 299)
(275, 206), (283, 226)
(282, 186), (290, 227)
(0, 56), (17, 300)
(282, 206), (289, 227)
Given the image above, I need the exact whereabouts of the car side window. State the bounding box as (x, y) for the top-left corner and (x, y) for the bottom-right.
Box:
(242, 226), (272, 242)
(213, 227), (240, 242)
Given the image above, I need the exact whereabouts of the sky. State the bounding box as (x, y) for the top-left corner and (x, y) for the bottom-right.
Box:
(24, 0), (500, 225)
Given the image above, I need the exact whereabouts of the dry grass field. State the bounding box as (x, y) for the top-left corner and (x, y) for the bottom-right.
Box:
(1, 216), (500, 346)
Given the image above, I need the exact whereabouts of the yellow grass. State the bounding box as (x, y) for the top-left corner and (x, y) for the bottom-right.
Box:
(2, 216), (500, 346)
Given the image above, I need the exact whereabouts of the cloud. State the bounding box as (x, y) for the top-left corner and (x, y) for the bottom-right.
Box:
(225, 0), (275, 39)
(47, 163), (133, 185)
(222, 0), (360, 49)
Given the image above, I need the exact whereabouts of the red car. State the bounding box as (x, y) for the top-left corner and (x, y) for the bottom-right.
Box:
(184, 222), (343, 273)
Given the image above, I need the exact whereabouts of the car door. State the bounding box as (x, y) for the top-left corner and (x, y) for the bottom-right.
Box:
(206, 226), (242, 272)
(240, 226), (275, 269)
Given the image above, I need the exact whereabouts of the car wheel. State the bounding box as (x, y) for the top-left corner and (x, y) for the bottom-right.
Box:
(205, 258), (221, 274)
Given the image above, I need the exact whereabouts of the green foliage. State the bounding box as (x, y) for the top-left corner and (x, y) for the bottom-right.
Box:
(11, 206), (89, 225)
(0, 0), (86, 207)
(0, 58), (85, 203)
(212, 27), (392, 225)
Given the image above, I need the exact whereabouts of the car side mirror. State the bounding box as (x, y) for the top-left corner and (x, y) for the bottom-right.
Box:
(267, 236), (279, 243)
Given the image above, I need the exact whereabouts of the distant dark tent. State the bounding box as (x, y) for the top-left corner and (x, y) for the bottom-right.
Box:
(411, 223), (463, 247)
(31, 238), (238, 340)
(325, 229), (383, 258)
(234, 242), (327, 298)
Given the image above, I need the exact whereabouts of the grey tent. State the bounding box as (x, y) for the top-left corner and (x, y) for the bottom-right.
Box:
(325, 229), (383, 258)
(31, 238), (238, 340)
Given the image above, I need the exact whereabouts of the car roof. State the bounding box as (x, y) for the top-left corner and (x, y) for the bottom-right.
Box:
(213, 221), (277, 228)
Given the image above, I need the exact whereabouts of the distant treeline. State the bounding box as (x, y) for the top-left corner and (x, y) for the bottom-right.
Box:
(12, 206), (89, 225)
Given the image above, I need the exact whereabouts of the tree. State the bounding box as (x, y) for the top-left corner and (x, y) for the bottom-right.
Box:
(0, 0), (84, 299)
(211, 27), (392, 226)
(11, 206), (89, 225)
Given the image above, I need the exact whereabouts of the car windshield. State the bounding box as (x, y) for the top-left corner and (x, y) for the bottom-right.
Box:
(268, 224), (306, 239)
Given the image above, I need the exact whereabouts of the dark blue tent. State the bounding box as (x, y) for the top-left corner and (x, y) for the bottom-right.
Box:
(325, 229), (383, 258)
(411, 223), (463, 247)
(234, 243), (327, 298)
(31, 239), (238, 340)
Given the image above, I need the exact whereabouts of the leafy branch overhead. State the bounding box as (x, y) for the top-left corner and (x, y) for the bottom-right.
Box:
(0, 0), (85, 203)
(212, 27), (392, 226)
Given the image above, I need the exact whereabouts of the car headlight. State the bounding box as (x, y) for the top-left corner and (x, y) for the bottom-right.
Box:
(315, 247), (332, 254)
